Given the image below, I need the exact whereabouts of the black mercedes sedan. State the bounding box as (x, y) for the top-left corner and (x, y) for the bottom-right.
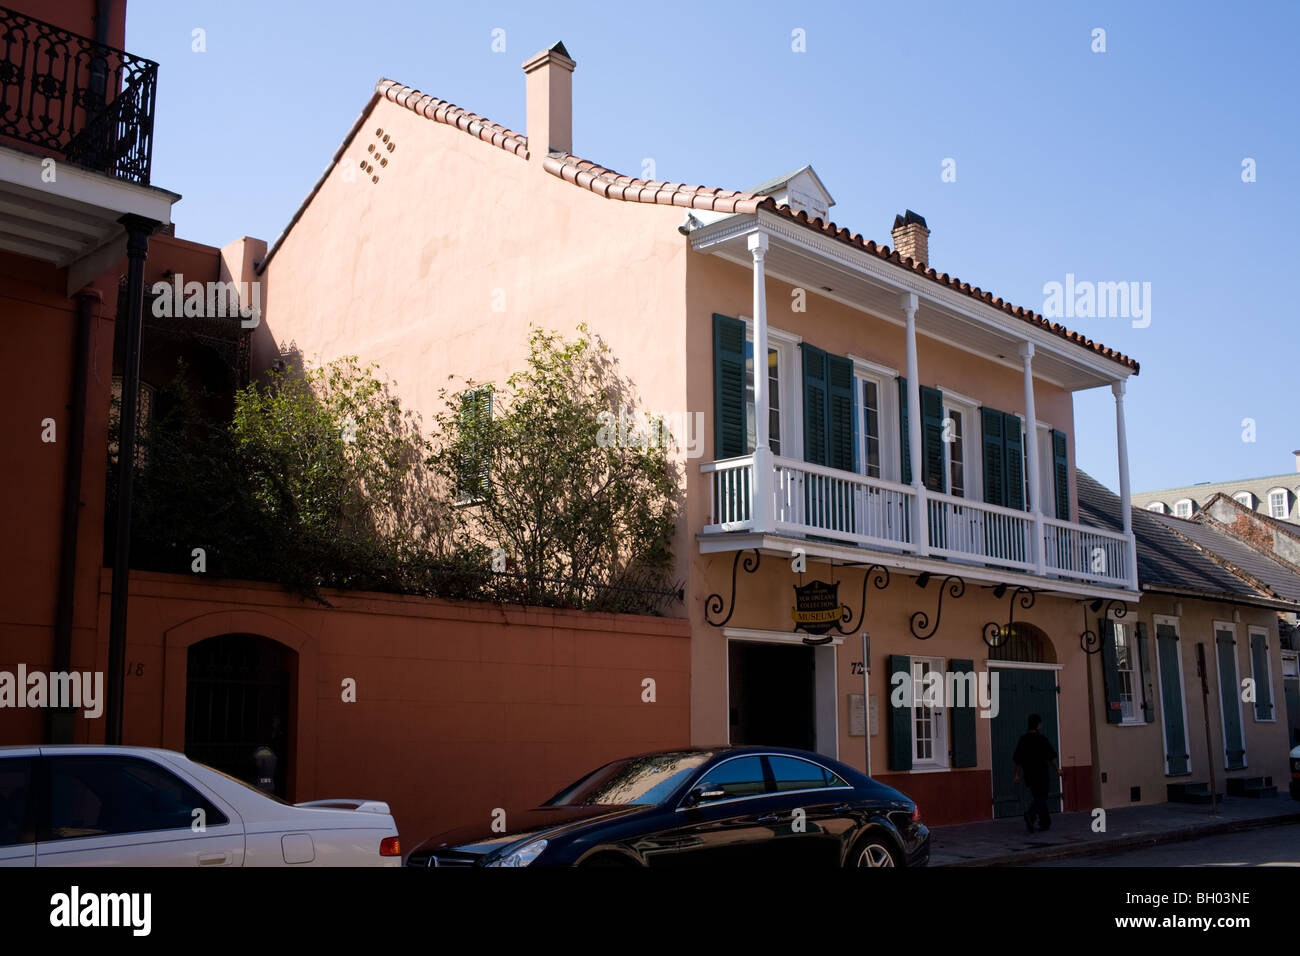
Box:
(405, 746), (929, 868)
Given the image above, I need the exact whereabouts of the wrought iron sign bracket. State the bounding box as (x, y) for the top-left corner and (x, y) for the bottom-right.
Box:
(704, 549), (760, 628)
(908, 572), (966, 641)
(1079, 598), (1129, 654)
(982, 584), (1036, 649)
(802, 563), (891, 645)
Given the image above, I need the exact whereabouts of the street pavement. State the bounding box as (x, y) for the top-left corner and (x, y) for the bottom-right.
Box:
(929, 796), (1300, 866)
(1031, 821), (1300, 866)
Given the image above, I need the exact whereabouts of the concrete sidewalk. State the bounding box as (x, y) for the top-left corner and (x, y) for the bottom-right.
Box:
(930, 796), (1300, 866)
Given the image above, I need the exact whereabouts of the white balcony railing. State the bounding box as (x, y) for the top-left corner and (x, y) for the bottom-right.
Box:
(702, 453), (1135, 590)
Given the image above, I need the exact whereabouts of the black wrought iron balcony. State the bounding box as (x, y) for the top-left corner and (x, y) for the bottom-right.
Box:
(0, 5), (157, 185)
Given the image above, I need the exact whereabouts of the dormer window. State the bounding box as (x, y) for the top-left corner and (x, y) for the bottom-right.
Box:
(1147, 501), (1167, 514)
(750, 165), (835, 221)
(1268, 488), (1289, 519)
(1173, 499), (1193, 518)
(1233, 492), (1254, 508)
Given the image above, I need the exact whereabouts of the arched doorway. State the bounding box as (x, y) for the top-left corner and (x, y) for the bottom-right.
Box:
(987, 624), (1062, 819)
(185, 634), (293, 797)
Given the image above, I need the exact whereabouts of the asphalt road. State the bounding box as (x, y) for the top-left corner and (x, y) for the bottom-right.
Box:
(1032, 822), (1300, 866)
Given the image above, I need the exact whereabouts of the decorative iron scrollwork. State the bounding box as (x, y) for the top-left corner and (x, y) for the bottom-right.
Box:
(1079, 598), (1129, 654)
(908, 573), (966, 641)
(704, 549), (760, 627)
(802, 563), (891, 645)
(983, 585), (1036, 649)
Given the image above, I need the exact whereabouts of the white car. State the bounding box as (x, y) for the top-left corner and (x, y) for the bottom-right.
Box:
(0, 745), (400, 866)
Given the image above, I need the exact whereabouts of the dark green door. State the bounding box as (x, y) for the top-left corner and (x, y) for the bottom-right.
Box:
(990, 667), (1062, 818)
(1155, 623), (1190, 775)
(1215, 628), (1247, 770)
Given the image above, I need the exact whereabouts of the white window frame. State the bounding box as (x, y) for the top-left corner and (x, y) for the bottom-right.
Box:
(1173, 498), (1193, 519)
(1212, 621), (1248, 770)
(909, 655), (949, 770)
(1247, 625), (1276, 723)
(1268, 488), (1288, 520)
(849, 355), (899, 483)
(1147, 501), (1167, 514)
(1152, 614), (1192, 776)
(938, 389), (981, 502)
(741, 319), (800, 460)
(1111, 615), (1144, 725)
(1233, 492), (1254, 508)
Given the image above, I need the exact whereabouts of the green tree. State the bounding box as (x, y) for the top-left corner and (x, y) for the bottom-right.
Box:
(430, 326), (680, 612)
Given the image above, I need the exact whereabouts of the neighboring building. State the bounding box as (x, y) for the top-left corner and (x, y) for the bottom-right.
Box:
(259, 44), (1147, 824)
(0, 12), (687, 846)
(1077, 473), (1296, 807)
(1133, 453), (1300, 523)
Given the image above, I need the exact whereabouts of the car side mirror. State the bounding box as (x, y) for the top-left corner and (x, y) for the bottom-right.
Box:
(685, 785), (726, 807)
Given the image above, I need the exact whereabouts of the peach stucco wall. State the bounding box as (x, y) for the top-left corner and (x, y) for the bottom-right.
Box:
(90, 571), (689, 845)
(1089, 595), (1292, 806)
(258, 96), (696, 582)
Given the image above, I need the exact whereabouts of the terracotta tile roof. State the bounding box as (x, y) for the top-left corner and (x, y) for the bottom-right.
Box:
(375, 79), (529, 158)
(543, 154), (767, 213)
(263, 76), (1141, 372)
(545, 152), (1137, 373)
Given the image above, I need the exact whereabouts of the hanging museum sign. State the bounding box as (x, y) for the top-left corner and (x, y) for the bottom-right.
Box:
(792, 581), (843, 635)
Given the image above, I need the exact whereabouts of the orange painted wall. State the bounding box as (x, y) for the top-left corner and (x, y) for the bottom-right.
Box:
(92, 571), (690, 845)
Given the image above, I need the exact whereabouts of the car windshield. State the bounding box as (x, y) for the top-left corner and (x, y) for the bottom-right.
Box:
(545, 752), (712, 807)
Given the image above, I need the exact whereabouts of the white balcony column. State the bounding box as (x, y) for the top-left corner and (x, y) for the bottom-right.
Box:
(903, 292), (928, 555)
(749, 231), (773, 533)
(1113, 379), (1137, 587)
(1020, 342), (1045, 575)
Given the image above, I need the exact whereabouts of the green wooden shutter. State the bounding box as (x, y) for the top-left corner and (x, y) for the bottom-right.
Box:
(803, 344), (828, 466)
(827, 354), (855, 472)
(1099, 618), (1123, 724)
(898, 377), (911, 485)
(1003, 412), (1025, 511)
(1215, 628), (1246, 769)
(1155, 623), (1190, 774)
(981, 407), (1004, 506)
(950, 657), (977, 768)
(921, 385), (946, 493)
(1135, 621), (1155, 723)
(1249, 631), (1274, 721)
(712, 314), (748, 459)
(1051, 428), (1069, 520)
(888, 654), (912, 771)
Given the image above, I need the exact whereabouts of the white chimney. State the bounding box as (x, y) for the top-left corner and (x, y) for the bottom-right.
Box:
(522, 41), (576, 164)
(1293, 448), (1300, 473)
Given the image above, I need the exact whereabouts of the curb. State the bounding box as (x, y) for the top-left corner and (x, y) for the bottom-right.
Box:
(935, 810), (1300, 867)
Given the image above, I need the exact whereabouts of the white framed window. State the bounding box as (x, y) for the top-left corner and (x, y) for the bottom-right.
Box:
(909, 656), (949, 769)
(742, 322), (799, 458)
(850, 356), (899, 483)
(1268, 488), (1288, 519)
(1112, 620), (1143, 724)
(1147, 501), (1167, 514)
(942, 393), (980, 501)
(1173, 499), (1193, 518)
(1233, 492), (1254, 508)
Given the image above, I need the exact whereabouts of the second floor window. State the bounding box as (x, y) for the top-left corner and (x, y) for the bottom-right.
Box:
(744, 341), (780, 456)
(858, 378), (882, 479)
(947, 407), (965, 497)
(1269, 490), (1288, 519)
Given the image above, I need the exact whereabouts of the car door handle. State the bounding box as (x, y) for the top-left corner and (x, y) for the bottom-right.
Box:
(198, 852), (231, 866)
(756, 813), (782, 824)
(831, 804), (852, 814)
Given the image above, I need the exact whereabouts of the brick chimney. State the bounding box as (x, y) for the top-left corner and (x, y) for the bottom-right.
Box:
(522, 41), (576, 165)
(891, 210), (930, 266)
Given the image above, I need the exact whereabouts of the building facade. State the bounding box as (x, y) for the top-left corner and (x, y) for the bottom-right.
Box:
(1134, 454), (1300, 523)
(259, 44), (1145, 824)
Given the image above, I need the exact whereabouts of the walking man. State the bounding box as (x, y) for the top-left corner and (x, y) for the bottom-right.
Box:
(1012, 713), (1062, 832)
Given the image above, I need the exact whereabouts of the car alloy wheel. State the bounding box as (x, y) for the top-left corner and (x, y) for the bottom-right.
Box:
(855, 842), (896, 868)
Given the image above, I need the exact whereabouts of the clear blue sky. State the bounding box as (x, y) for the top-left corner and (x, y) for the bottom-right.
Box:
(127, 0), (1298, 493)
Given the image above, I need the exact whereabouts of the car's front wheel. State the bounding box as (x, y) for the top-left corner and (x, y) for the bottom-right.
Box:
(848, 832), (899, 868)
